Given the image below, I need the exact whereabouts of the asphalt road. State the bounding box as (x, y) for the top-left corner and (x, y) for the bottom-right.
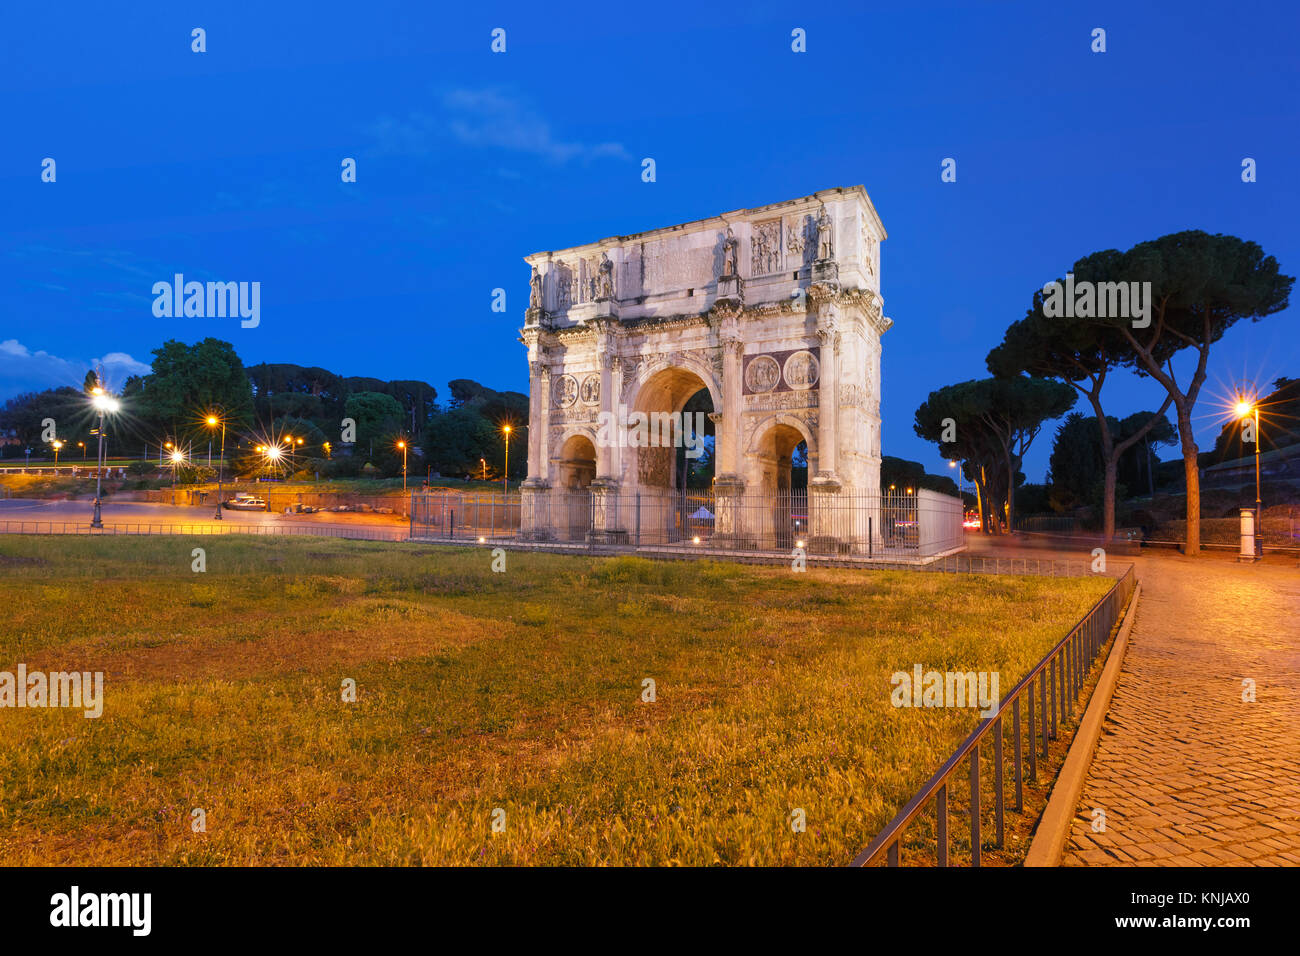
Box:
(0, 498), (409, 539)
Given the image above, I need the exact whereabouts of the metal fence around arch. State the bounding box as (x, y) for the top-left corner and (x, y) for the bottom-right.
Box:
(850, 564), (1137, 867)
(409, 487), (965, 559)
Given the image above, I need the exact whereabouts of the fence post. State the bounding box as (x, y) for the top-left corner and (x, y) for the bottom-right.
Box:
(969, 744), (981, 866)
(993, 717), (1004, 847)
(936, 785), (948, 867)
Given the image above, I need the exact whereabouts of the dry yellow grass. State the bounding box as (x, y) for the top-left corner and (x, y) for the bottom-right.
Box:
(0, 535), (1111, 865)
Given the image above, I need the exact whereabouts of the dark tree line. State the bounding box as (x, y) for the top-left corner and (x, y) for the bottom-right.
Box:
(1, 338), (532, 483)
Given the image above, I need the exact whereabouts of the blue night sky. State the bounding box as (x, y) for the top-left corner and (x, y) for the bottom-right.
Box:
(3, 0), (1297, 480)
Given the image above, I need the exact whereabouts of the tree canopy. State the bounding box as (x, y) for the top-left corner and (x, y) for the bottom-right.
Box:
(914, 376), (1074, 531)
(1076, 231), (1291, 553)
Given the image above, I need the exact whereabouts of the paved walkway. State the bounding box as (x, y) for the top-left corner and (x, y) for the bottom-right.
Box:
(1062, 551), (1300, 866)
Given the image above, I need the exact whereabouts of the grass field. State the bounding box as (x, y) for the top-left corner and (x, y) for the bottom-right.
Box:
(0, 536), (1112, 865)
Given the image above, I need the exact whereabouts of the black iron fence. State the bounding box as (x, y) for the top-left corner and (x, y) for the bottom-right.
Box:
(851, 564), (1137, 866)
(410, 488), (965, 558)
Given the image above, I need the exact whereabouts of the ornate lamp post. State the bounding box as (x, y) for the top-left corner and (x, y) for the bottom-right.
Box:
(89, 388), (121, 529)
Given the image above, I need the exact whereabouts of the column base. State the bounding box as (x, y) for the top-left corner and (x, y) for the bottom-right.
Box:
(588, 477), (627, 542)
(520, 479), (552, 537)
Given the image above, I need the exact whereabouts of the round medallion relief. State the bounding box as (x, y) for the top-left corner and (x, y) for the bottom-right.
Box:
(579, 374), (600, 405)
(783, 350), (820, 390)
(552, 374), (578, 408)
(744, 355), (781, 393)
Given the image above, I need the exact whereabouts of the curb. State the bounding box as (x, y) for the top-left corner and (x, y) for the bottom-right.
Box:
(1024, 581), (1142, 867)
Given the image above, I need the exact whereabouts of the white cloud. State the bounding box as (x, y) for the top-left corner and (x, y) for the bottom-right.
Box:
(369, 88), (629, 164)
(0, 339), (150, 399)
(97, 352), (151, 376)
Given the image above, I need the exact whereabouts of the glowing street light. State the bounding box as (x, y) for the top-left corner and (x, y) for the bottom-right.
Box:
(77, 441), (85, 461)
(169, 448), (186, 505)
(205, 413), (227, 519)
(1236, 394), (1262, 558)
(52, 439), (63, 465)
(501, 425), (512, 495)
(396, 439), (408, 493)
(89, 387), (122, 528)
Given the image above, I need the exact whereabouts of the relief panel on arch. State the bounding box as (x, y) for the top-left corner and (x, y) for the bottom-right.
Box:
(741, 347), (821, 395)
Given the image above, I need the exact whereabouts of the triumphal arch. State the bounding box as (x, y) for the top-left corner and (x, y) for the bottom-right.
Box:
(518, 185), (891, 548)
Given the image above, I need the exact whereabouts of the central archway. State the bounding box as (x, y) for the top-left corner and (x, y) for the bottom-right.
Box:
(622, 365), (716, 544)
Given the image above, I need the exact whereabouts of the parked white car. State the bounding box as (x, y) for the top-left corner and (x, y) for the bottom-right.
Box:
(223, 493), (267, 511)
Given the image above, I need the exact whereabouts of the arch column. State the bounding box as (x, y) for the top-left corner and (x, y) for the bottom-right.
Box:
(814, 322), (840, 482)
(589, 349), (628, 544)
(520, 361), (552, 538)
(716, 335), (744, 479)
(712, 334), (747, 545)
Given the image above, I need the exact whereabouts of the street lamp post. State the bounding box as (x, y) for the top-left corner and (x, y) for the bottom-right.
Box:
(397, 440), (407, 493)
(170, 449), (184, 506)
(207, 414), (226, 519)
(52, 440), (63, 466)
(1236, 396), (1263, 559)
(89, 388), (120, 529)
(1248, 403), (1258, 538)
(501, 425), (511, 495)
(264, 445), (281, 506)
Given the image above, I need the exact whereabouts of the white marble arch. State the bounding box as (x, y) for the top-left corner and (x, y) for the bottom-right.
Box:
(518, 185), (892, 544)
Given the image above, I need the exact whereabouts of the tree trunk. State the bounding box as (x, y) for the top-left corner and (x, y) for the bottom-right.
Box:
(1005, 448), (1017, 533)
(978, 466), (998, 534)
(1145, 438), (1155, 497)
(1103, 457), (1118, 543)
(1176, 402), (1201, 555)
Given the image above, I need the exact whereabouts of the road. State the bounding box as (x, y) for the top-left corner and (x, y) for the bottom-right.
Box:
(0, 497), (409, 540)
